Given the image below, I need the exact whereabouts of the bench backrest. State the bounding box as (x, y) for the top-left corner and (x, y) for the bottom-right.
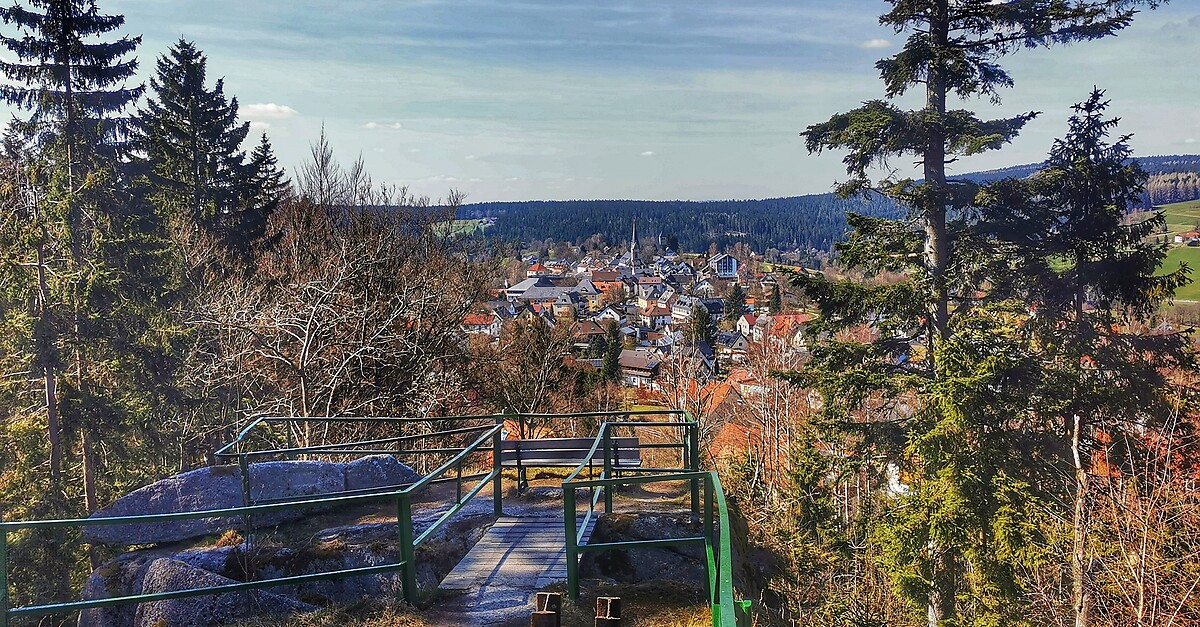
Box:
(500, 437), (641, 466)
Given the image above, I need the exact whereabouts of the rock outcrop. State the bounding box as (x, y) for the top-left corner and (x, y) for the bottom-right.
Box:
(132, 559), (315, 627)
(79, 511), (495, 627)
(84, 456), (419, 547)
(579, 512), (708, 587)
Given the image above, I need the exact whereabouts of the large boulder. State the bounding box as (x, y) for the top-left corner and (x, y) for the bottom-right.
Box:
(132, 559), (314, 627)
(344, 455), (422, 491)
(580, 512), (708, 586)
(83, 461), (343, 546)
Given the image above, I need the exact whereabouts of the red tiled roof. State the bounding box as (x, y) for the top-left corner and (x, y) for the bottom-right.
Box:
(463, 313), (496, 326)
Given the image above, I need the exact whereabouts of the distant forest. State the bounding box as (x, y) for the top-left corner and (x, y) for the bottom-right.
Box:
(461, 154), (1200, 253)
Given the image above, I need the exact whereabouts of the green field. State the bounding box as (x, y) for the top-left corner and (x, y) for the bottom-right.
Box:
(435, 219), (492, 236)
(1158, 199), (1200, 238)
(1161, 245), (1200, 301)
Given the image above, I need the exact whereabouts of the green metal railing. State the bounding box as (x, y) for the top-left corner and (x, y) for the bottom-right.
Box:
(0, 415), (505, 626)
(561, 416), (751, 627)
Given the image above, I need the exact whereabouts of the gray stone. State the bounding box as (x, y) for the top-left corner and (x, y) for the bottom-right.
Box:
(132, 559), (314, 627)
(344, 455), (421, 492)
(579, 512), (708, 586)
(83, 461), (344, 546)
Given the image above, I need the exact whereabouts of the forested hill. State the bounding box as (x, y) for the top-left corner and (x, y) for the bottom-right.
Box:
(459, 194), (901, 254)
(460, 154), (1200, 253)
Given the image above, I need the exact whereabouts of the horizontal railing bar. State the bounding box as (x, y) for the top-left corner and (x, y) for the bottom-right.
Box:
(406, 425), (503, 493)
(8, 562), (406, 617)
(257, 414), (503, 423)
(413, 468), (498, 547)
(567, 470), (709, 489)
(578, 536), (706, 552)
(510, 410), (683, 419)
(633, 442), (688, 450)
(216, 424), (493, 459)
(2, 489), (403, 531)
(251, 447), (476, 457)
(612, 467), (690, 474)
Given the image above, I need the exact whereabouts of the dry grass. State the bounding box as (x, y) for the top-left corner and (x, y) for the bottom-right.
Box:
(547, 580), (711, 627)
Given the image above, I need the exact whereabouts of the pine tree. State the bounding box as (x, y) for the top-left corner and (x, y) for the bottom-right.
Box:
(768, 285), (783, 314)
(600, 321), (623, 383)
(794, 3), (1164, 624)
(689, 305), (714, 347)
(0, 0), (145, 515)
(131, 38), (259, 257)
(977, 91), (1191, 627)
(723, 283), (746, 323)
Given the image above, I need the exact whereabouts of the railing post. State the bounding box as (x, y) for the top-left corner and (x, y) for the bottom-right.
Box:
(398, 493), (417, 604)
(703, 475), (715, 600)
(1, 528), (9, 627)
(689, 422), (701, 516)
(602, 426), (613, 514)
(564, 485), (579, 600)
(492, 417), (503, 517)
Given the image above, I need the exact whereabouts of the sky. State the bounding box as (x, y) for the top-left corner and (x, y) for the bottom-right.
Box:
(17, 1), (1200, 202)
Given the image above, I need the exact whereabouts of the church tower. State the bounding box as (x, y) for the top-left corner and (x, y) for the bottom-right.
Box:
(629, 217), (637, 268)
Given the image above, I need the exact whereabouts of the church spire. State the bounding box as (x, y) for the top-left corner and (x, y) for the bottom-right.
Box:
(630, 217), (637, 268)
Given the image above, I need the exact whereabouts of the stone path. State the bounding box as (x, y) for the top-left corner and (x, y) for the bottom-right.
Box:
(429, 513), (596, 626)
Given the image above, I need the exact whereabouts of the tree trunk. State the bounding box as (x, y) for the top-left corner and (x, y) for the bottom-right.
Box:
(33, 215), (62, 482)
(1072, 413), (1091, 627)
(924, 3), (953, 625)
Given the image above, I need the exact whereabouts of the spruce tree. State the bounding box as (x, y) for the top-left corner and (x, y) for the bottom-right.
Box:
(0, 0), (145, 516)
(131, 38), (259, 257)
(768, 285), (783, 314)
(794, 2), (1164, 624)
(723, 283), (746, 323)
(600, 321), (623, 383)
(977, 91), (1191, 627)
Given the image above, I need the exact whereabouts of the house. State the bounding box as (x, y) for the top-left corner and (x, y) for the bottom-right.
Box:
(618, 349), (661, 388)
(575, 278), (602, 311)
(1175, 230), (1200, 244)
(714, 331), (750, 362)
(571, 319), (608, 352)
(461, 312), (502, 336)
(726, 369), (767, 397)
(708, 253), (739, 279)
(553, 291), (587, 320)
(528, 262), (552, 277)
(594, 306), (626, 325)
(639, 305), (674, 329)
(736, 314), (758, 336)
(672, 295), (700, 322)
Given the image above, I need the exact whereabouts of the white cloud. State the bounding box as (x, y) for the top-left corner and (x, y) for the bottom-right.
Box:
(1185, 138), (1198, 145)
(249, 121), (271, 132)
(859, 38), (890, 49)
(363, 121), (404, 130)
(464, 154), (477, 160)
(640, 151), (655, 157)
(469, 177), (483, 182)
(242, 103), (298, 119)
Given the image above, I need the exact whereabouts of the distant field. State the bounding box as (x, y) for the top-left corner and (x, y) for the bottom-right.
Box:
(436, 219), (492, 236)
(1158, 199), (1200, 237)
(1160, 245), (1200, 301)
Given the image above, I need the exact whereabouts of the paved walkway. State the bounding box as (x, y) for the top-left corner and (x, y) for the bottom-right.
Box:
(431, 513), (596, 626)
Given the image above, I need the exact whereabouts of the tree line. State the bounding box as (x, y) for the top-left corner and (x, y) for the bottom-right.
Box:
(0, 0), (498, 611)
(757, 2), (1200, 627)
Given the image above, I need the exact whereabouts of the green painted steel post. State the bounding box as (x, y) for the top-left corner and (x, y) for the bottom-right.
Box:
(689, 423), (701, 515)
(703, 475), (715, 599)
(1, 529), (9, 627)
(492, 416), (503, 516)
(602, 426), (613, 513)
(398, 493), (417, 604)
(564, 485), (579, 600)
(238, 453), (252, 508)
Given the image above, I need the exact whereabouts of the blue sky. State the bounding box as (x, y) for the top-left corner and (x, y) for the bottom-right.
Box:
(31, 2), (1200, 201)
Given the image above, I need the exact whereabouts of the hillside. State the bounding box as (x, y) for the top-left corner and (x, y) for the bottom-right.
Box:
(460, 155), (1200, 253)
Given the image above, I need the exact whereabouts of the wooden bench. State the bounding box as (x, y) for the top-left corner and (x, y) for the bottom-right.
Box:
(500, 437), (642, 488)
